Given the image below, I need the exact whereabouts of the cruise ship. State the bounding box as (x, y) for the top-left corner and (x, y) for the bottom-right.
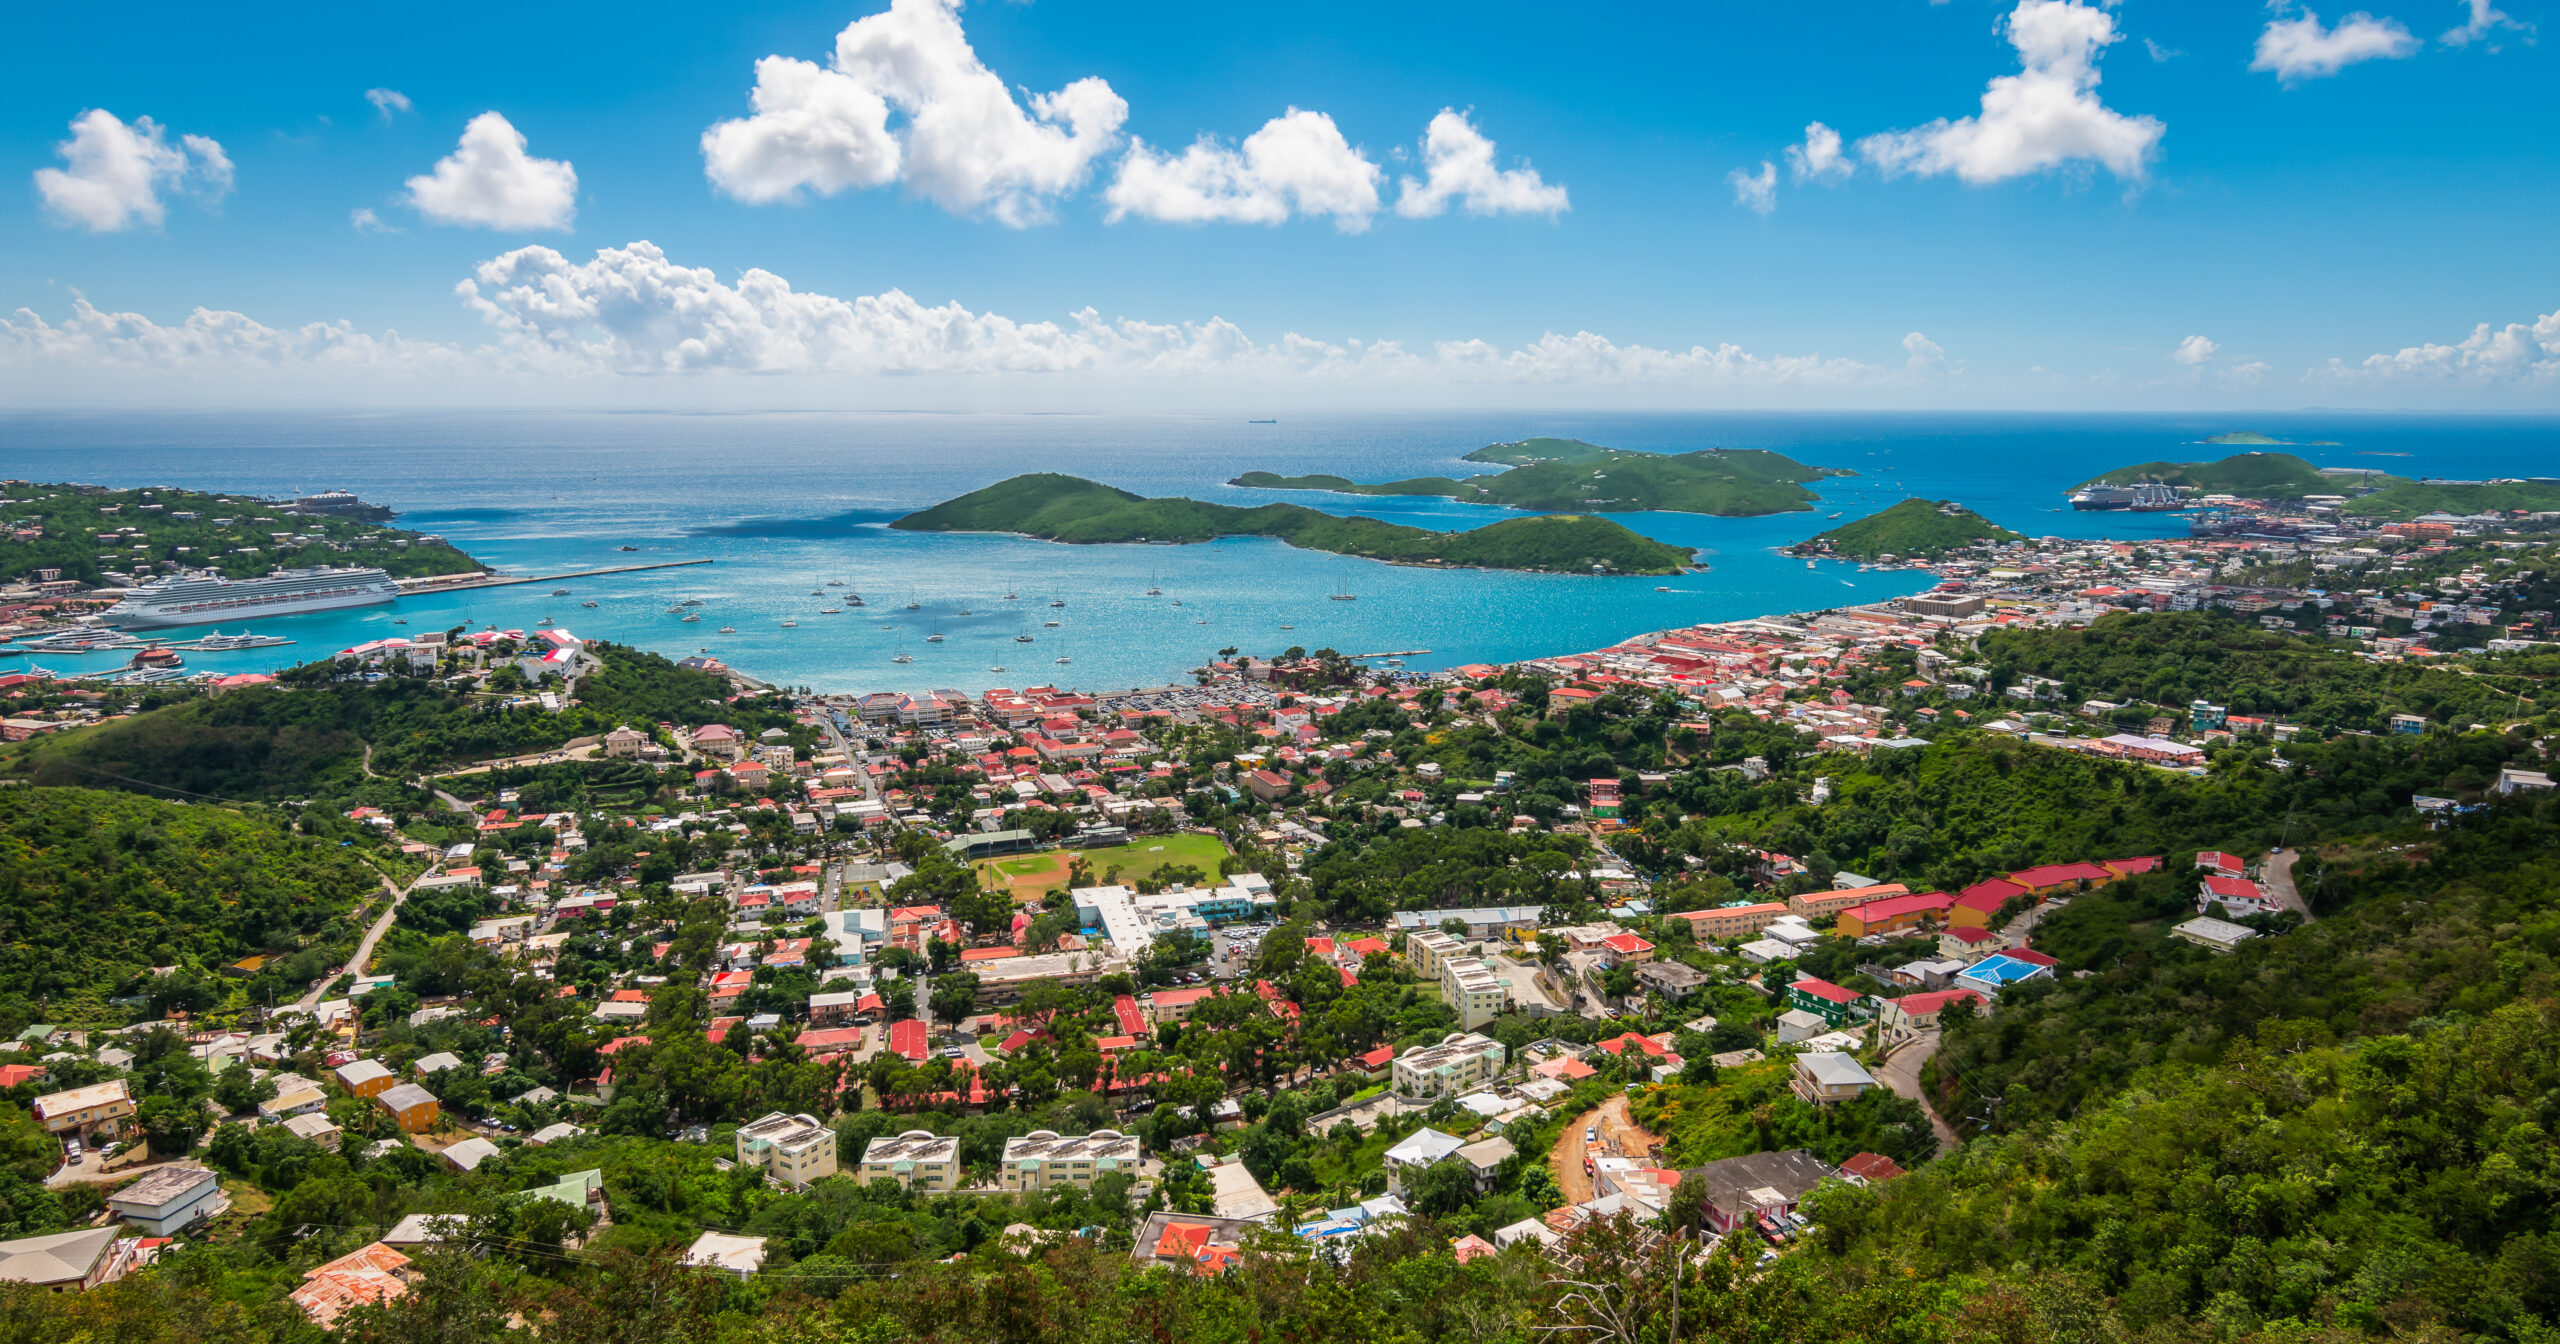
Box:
(2068, 481), (2182, 512)
(102, 566), (402, 629)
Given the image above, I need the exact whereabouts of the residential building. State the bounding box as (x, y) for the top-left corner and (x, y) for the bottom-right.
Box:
(684, 1232), (767, 1277)
(1791, 1052), (1876, 1105)
(1388, 906), (1546, 941)
(440, 1137), (501, 1173)
(1454, 1136), (1517, 1192)
(1382, 1128), (1467, 1191)
(1775, 1009), (1829, 1043)
(1786, 884), (1904, 919)
(1635, 960), (1708, 999)
(1404, 930), (1462, 979)
(106, 1165), (229, 1236)
(1834, 890), (1953, 938)
(1876, 988), (1988, 1036)
(1391, 1032), (1506, 1099)
(1132, 1212), (1254, 1276)
(2171, 915), (2260, 953)
(2198, 874), (2278, 917)
(1680, 1150), (1835, 1236)
(1952, 953), (2057, 998)
(1664, 901), (1789, 941)
(858, 1130), (961, 1191)
(0, 1227), (132, 1292)
(31, 1080), (132, 1138)
(1948, 879), (2028, 929)
(1440, 955), (1510, 1030)
(282, 1113), (343, 1150)
(375, 1083), (441, 1133)
(998, 1128), (1140, 1192)
(289, 1243), (415, 1328)
(735, 1112), (838, 1188)
(1785, 977), (1869, 1025)
(333, 1059), (396, 1099)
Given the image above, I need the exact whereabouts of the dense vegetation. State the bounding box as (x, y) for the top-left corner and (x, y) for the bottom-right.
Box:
(1793, 498), (2025, 560)
(2076, 451), (2337, 498)
(0, 786), (390, 1023)
(2352, 477), (2560, 521)
(0, 483), (479, 586)
(1979, 609), (2546, 731)
(895, 474), (1697, 574)
(1233, 438), (1839, 516)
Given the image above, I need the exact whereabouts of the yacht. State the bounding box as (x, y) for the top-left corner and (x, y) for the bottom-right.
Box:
(1050, 600), (1065, 608)
(551, 588), (571, 596)
(1054, 654), (1071, 664)
(926, 633), (945, 643)
(717, 625), (737, 634)
(988, 665), (1006, 672)
(1015, 634), (1035, 642)
(903, 599), (921, 610)
(1003, 590), (1018, 600)
(826, 580), (845, 587)
(1043, 620), (1060, 627)
(811, 590), (826, 596)
(392, 618), (407, 626)
(891, 653), (913, 664)
(581, 600), (598, 608)
(537, 616), (554, 627)
(1146, 586), (1162, 596)
(101, 565), (400, 629)
(781, 620), (798, 628)
(821, 607), (844, 614)
(681, 597), (705, 607)
(1170, 600), (1183, 607)
(681, 613), (701, 623)
(847, 596), (865, 607)
(193, 630), (293, 651)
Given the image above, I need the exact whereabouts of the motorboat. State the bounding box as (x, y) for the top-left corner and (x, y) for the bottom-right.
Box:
(821, 607), (843, 614)
(1015, 634), (1035, 642)
(1043, 620), (1060, 627)
(581, 600), (598, 608)
(552, 588), (571, 596)
(717, 625), (737, 634)
(781, 620), (798, 627)
(681, 613), (701, 623)
(891, 653), (913, 664)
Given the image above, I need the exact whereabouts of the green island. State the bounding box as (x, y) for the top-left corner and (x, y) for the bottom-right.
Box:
(2198, 430), (2288, 445)
(1791, 497), (2025, 559)
(892, 472), (1697, 574)
(0, 482), (482, 586)
(2075, 450), (2342, 498)
(1232, 437), (1845, 516)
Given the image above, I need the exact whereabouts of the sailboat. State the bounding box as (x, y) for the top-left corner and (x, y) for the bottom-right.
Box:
(891, 652), (913, 663)
(925, 620), (945, 643)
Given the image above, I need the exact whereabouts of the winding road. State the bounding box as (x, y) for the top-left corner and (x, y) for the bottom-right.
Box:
(2261, 848), (2316, 921)
(1878, 1032), (1963, 1156)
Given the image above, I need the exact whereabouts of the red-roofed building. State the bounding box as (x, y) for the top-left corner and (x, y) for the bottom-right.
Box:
(1111, 995), (1147, 1036)
(1786, 976), (1869, 1025)
(2103, 855), (2162, 877)
(1948, 879), (2027, 928)
(1146, 985), (1219, 1020)
(796, 1026), (867, 1057)
(2194, 851), (2247, 877)
(2003, 947), (2060, 969)
(887, 1018), (931, 1062)
(2199, 874), (2276, 916)
(1598, 933), (1655, 967)
(1357, 1045), (1397, 1074)
(2007, 861), (2115, 894)
(1839, 1152), (1907, 1185)
(1595, 1031), (1671, 1058)
(1835, 890), (1953, 938)
(1879, 987), (1987, 1034)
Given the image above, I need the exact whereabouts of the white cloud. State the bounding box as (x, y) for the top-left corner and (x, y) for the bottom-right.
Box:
(349, 207), (401, 234)
(1728, 161), (1778, 215)
(1104, 109), (1382, 231)
(2143, 37), (2184, 61)
(1858, 0), (2164, 185)
(1785, 123), (1851, 183)
(2315, 305), (2560, 384)
(1393, 110), (1568, 219)
(0, 297), (458, 373)
(366, 88), (412, 119)
(2170, 334), (2218, 364)
(1903, 331), (1948, 370)
(702, 0), (1125, 226)
(2226, 360), (2273, 384)
(2441, 0), (2531, 45)
(2251, 8), (2420, 83)
(404, 113), (578, 231)
(33, 110), (232, 233)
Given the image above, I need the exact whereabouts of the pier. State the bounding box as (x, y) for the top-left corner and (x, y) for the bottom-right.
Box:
(1347, 648), (1431, 659)
(398, 558), (715, 594)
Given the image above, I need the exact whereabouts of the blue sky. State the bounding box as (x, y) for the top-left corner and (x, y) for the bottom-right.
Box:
(2, 0), (2553, 409)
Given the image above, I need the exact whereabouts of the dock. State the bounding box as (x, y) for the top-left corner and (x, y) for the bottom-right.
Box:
(1348, 649), (1430, 659)
(398, 559), (714, 594)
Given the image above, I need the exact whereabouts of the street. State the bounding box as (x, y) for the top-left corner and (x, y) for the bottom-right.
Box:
(1877, 1032), (1962, 1155)
(2261, 848), (2316, 921)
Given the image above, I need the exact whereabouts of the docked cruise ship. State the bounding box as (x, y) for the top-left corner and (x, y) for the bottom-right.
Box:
(103, 566), (402, 629)
(2067, 481), (2182, 512)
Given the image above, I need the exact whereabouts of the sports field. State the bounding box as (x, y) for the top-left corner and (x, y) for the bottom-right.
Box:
(970, 832), (1234, 898)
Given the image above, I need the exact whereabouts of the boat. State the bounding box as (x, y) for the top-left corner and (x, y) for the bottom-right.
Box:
(903, 599), (921, 610)
(2069, 481), (2180, 511)
(1146, 586), (1162, 596)
(681, 597), (705, 606)
(193, 630), (293, 651)
(846, 596), (865, 606)
(1827, 512), (1842, 519)
(926, 632), (945, 643)
(581, 600), (598, 608)
(551, 588), (571, 596)
(891, 653), (913, 664)
(1280, 624), (1293, 630)
(1054, 655), (1071, 664)
(957, 609), (972, 616)
(988, 665), (1006, 672)
(826, 580), (845, 587)
(1329, 570), (1355, 601)
(1043, 620), (1060, 627)
(392, 618), (407, 625)
(1050, 600), (1064, 608)
(1003, 591), (1017, 600)
(811, 590), (826, 596)
(781, 620), (798, 628)
(681, 613), (701, 623)
(618, 545), (638, 552)
(666, 605), (685, 614)
(1654, 586), (1670, 592)
(1805, 559), (1817, 569)
(1170, 600), (1183, 607)
(536, 616), (554, 627)
(717, 625), (737, 634)
(1016, 634), (1035, 643)
(100, 564), (401, 630)
(821, 607), (843, 614)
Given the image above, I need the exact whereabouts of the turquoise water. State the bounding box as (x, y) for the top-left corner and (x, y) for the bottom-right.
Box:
(3, 410), (2551, 694)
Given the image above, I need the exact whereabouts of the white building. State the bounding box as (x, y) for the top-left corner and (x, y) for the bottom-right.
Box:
(998, 1129), (1140, 1192)
(735, 1112), (837, 1188)
(105, 1165), (229, 1236)
(1440, 955), (1511, 1030)
(1391, 1032), (1506, 1099)
(858, 1130), (960, 1191)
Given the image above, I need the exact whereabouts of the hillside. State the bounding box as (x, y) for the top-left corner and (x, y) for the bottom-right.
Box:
(1791, 498), (2023, 559)
(0, 482), (481, 587)
(1, 643), (809, 804)
(1231, 440), (1841, 516)
(894, 473), (1696, 574)
(0, 786), (390, 1019)
(2349, 478), (2560, 521)
(2074, 451), (2336, 498)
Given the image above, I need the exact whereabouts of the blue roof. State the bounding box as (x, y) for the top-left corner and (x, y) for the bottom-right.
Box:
(1962, 955), (2047, 984)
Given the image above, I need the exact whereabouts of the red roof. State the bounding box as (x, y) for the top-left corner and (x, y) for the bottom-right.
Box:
(2104, 855), (2162, 876)
(1895, 988), (1987, 1015)
(2194, 851), (2246, 875)
(0, 1063), (42, 1089)
(2201, 875), (2260, 900)
(1597, 1031), (1670, 1057)
(1941, 925), (1997, 944)
(1790, 977), (1861, 1006)
(796, 1026), (867, 1053)
(1954, 877), (2026, 911)
(2007, 861), (2112, 888)
(1149, 985), (1218, 1009)
(888, 1018), (931, 1061)
(1359, 1045), (1396, 1069)
(2005, 948), (2059, 968)
(1840, 1152), (1907, 1183)
(1112, 995), (1147, 1035)
(1600, 933), (1655, 954)
(1841, 891), (1953, 923)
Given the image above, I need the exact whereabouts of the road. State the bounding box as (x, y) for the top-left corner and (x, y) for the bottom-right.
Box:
(1877, 1032), (1962, 1156)
(299, 862), (439, 1010)
(2261, 848), (2316, 921)
(1549, 1095), (1662, 1205)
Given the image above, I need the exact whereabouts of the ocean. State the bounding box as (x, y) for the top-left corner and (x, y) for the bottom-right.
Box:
(2, 410), (2553, 694)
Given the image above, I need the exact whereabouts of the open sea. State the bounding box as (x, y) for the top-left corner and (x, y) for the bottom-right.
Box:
(1, 410), (2553, 694)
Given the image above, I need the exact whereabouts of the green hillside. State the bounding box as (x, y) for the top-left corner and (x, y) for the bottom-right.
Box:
(1793, 498), (2024, 559)
(1231, 439), (1841, 516)
(2075, 451), (2336, 498)
(2350, 478), (2560, 522)
(0, 482), (481, 587)
(894, 473), (1696, 573)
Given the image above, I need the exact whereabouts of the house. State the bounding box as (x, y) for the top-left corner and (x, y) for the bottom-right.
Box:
(1785, 977), (1869, 1026)
(440, 1137), (501, 1173)
(333, 1059), (396, 1098)
(1132, 1212), (1256, 1276)
(1382, 1128), (1467, 1191)
(1947, 878), (2027, 929)
(376, 1083), (440, 1132)
(998, 1129), (1140, 1192)
(1952, 953), (2056, 998)
(2498, 768), (2556, 795)
(1790, 1052), (1876, 1105)
(1877, 988), (1987, 1036)
(1838, 1152), (1907, 1185)
(1938, 926), (2002, 959)
(522, 1169), (607, 1218)
(2171, 915), (2259, 953)
(290, 1242), (415, 1329)
(735, 1112), (838, 1188)
(601, 725), (650, 758)
(411, 1052), (463, 1078)
(1680, 1150), (1835, 1235)
(1635, 960), (1708, 1000)
(858, 1130), (960, 1191)
(2005, 861), (2115, 895)
(684, 1232), (767, 1277)
(105, 1164), (230, 1236)
(1392, 1032), (1506, 1099)
(1597, 933), (1655, 967)
(2193, 850), (2247, 878)
(1440, 956), (1511, 1030)
(2198, 874), (2277, 917)
(1834, 890), (1953, 938)
(31, 1080), (132, 1138)
(283, 1113), (343, 1150)
(0, 1227), (132, 1291)
(1454, 1136), (1517, 1192)
(1775, 1009), (1829, 1043)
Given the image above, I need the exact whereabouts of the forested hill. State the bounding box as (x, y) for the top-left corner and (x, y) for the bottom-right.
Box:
(0, 786), (391, 1024)
(2074, 450), (2337, 497)
(0, 482), (481, 585)
(2, 642), (810, 804)
(1233, 440), (1841, 516)
(1792, 498), (2023, 559)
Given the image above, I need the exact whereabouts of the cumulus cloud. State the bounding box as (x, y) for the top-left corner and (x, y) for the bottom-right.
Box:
(1393, 110), (1568, 219)
(33, 110), (232, 233)
(2251, 7), (2420, 83)
(349, 207), (400, 234)
(1903, 332), (1949, 370)
(1104, 109), (1382, 230)
(702, 0), (1125, 225)
(1785, 123), (1851, 183)
(1728, 161), (1778, 215)
(2314, 305), (2560, 384)
(3, 238), (1896, 394)
(2441, 0), (2531, 45)
(2170, 334), (2218, 364)
(1858, 0), (2163, 184)
(366, 88), (412, 119)
(405, 113), (577, 230)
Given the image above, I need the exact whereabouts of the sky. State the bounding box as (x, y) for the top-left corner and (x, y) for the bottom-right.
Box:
(1, 0), (2554, 411)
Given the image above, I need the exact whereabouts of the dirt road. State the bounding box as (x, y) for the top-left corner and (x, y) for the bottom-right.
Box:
(1550, 1094), (1665, 1205)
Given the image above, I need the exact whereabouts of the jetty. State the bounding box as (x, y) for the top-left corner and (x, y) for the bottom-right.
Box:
(1347, 649), (1431, 660)
(397, 558), (714, 594)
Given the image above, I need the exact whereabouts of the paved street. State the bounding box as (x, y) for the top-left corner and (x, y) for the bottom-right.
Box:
(2262, 848), (2316, 921)
(1878, 1031), (1963, 1155)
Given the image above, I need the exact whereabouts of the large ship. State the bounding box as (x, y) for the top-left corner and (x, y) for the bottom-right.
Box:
(102, 565), (402, 629)
(2068, 481), (2182, 512)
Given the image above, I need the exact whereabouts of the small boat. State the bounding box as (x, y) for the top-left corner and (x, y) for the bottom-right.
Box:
(666, 605), (685, 614)
(821, 607), (843, 614)
(537, 616), (554, 627)
(1805, 559), (1817, 569)
(1171, 600), (1183, 607)
(781, 620), (798, 628)
(717, 625), (737, 634)
(1146, 586), (1162, 596)
(847, 596), (865, 606)
(988, 665), (1006, 672)
(1054, 655), (1071, 664)
(811, 590), (826, 596)
(393, 618), (407, 625)
(904, 600), (921, 610)
(618, 545), (637, 552)
(681, 613), (701, 623)
(926, 633), (945, 643)
(581, 600), (598, 608)
(1003, 591), (1018, 600)
(1043, 620), (1060, 627)
(1016, 635), (1035, 643)
(826, 580), (844, 587)
(1654, 586), (1670, 592)
(1827, 512), (1843, 519)
(1330, 593), (1356, 602)
(552, 588), (571, 596)
(1280, 624), (1293, 630)
(681, 598), (704, 607)
(957, 609), (972, 616)
(1049, 600), (1064, 608)
(1195, 619), (1208, 624)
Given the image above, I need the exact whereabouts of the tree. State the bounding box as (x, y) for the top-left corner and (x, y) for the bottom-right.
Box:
(1407, 1157), (1479, 1219)
(880, 978), (917, 1023)
(928, 972), (981, 1032)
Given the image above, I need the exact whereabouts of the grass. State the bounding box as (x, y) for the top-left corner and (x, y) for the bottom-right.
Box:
(968, 833), (1237, 898)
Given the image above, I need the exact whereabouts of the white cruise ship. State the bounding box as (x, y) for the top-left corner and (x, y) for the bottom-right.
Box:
(103, 566), (402, 629)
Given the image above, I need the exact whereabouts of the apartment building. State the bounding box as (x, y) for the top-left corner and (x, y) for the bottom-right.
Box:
(735, 1112), (838, 1188)
(1391, 1031), (1507, 1099)
(997, 1128), (1141, 1192)
(1440, 955), (1511, 1030)
(858, 1130), (961, 1191)
(1405, 930), (1463, 979)
(31, 1081), (132, 1138)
